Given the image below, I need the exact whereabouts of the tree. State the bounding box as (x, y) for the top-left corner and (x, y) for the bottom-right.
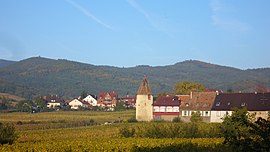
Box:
(221, 108), (260, 151)
(16, 100), (34, 112)
(174, 81), (205, 95)
(190, 111), (202, 123)
(115, 101), (126, 111)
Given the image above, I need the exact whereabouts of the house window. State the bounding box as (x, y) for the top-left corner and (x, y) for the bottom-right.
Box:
(216, 102), (220, 106)
(183, 111), (188, 116)
(205, 111), (209, 116)
(241, 102), (246, 106)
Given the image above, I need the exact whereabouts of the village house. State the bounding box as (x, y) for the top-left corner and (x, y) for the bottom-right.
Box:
(43, 95), (65, 108)
(82, 95), (98, 106)
(68, 98), (90, 110)
(179, 92), (216, 122)
(210, 92), (270, 122)
(97, 91), (118, 110)
(153, 95), (180, 121)
(120, 95), (136, 108)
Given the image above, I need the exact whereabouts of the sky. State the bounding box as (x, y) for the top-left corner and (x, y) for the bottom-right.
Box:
(0, 0), (270, 69)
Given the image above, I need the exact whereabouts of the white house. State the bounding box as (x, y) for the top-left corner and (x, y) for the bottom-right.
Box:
(83, 95), (98, 106)
(210, 92), (270, 122)
(68, 99), (89, 109)
(44, 95), (64, 108)
(47, 102), (61, 108)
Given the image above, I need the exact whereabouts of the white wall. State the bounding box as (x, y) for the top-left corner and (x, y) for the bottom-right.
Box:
(83, 95), (97, 106)
(173, 106), (179, 112)
(210, 111), (232, 122)
(47, 102), (60, 108)
(136, 95), (153, 121)
(69, 99), (83, 109)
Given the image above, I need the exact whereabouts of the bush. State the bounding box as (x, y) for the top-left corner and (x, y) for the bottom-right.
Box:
(119, 126), (135, 137)
(0, 123), (17, 145)
(122, 123), (222, 139)
(172, 117), (181, 122)
(190, 111), (202, 123)
(127, 117), (137, 123)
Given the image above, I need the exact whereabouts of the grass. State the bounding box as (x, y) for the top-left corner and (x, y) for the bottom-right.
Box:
(0, 110), (232, 151)
(0, 110), (135, 130)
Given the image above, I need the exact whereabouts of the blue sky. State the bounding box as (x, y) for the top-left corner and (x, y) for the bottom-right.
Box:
(0, 0), (270, 69)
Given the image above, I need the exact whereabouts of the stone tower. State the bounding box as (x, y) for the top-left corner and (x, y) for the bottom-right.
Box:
(136, 77), (153, 121)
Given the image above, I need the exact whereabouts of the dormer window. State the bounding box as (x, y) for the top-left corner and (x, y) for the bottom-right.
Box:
(216, 102), (220, 106)
(185, 103), (189, 107)
(241, 102), (246, 106)
(227, 102), (231, 106)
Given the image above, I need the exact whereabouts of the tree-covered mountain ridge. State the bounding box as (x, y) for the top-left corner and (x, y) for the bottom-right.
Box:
(0, 57), (269, 99)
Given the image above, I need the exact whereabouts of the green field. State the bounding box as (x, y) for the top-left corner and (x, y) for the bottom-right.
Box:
(0, 110), (232, 151)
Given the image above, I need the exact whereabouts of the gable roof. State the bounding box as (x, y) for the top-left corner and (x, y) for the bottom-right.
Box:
(98, 91), (118, 99)
(137, 77), (152, 95)
(42, 95), (64, 103)
(153, 96), (179, 106)
(211, 92), (270, 111)
(83, 95), (97, 101)
(180, 92), (216, 111)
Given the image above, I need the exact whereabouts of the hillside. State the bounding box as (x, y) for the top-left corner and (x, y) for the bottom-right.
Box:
(0, 93), (24, 101)
(0, 59), (16, 68)
(0, 57), (269, 99)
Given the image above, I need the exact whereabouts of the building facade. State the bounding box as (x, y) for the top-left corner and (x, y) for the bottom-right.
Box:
(210, 92), (270, 122)
(153, 96), (180, 121)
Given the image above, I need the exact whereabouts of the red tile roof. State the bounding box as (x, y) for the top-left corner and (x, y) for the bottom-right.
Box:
(153, 96), (179, 106)
(98, 91), (118, 99)
(180, 92), (216, 111)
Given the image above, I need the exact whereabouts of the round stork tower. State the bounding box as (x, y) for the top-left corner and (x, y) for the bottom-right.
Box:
(136, 77), (153, 121)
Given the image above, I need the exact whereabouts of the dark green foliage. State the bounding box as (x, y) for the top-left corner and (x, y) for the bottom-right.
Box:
(190, 111), (203, 123)
(115, 101), (126, 111)
(16, 100), (34, 112)
(119, 126), (135, 138)
(119, 123), (222, 138)
(127, 117), (138, 123)
(0, 57), (270, 99)
(174, 81), (205, 95)
(222, 108), (270, 151)
(0, 123), (17, 145)
(221, 108), (252, 148)
(172, 117), (181, 122)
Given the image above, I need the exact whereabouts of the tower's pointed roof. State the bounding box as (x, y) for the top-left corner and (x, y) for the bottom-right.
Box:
(137, 77), (152, 95)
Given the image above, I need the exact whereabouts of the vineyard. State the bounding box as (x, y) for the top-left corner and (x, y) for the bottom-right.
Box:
(0, 111), (232, 151)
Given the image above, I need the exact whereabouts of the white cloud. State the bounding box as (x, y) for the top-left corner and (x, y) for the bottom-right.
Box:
(210, 0), (251, 32)
(65, 0), (113, 30)
(126, 0), (173, 37)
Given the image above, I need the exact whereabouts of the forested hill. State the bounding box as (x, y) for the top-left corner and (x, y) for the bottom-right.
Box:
(0, 59), (16, 68)
(0, 57), (269, 99)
